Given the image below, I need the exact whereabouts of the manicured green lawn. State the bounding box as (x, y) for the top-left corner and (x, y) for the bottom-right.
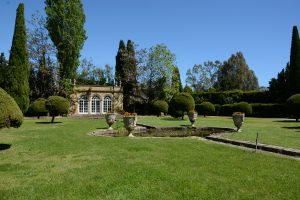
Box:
(138, 116), (300, 149)
(0, 117), (300, 200)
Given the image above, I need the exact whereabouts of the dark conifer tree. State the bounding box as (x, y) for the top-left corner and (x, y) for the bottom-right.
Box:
(5, 3), (30, 113)
(172, 66), (183, 93)
(115, 40), (126, 86)
(287, 26), (300, 95)
(0, 53), (8, 88)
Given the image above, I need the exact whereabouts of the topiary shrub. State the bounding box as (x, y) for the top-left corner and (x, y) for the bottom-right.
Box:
(31, 98), (48, 119)
(195, 102), (215, 117)
(169, 92), (195, 119)
(152, 100), (168, 116)
(46, 96), (69, 123)
(233, 102), (252, 116)
(286, 94), (300, 121)
(0, 88), (23, 128)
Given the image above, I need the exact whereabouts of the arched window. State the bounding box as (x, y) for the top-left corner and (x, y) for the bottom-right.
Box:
(103, 96), (112, 113)
(79, 95), (88, 114)
(91, 96), (100, 114)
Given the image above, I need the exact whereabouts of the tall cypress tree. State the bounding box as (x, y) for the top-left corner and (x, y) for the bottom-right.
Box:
(287, 26), (300, 95)
(5, 3), (30, 113)
(171, 66), (183, 93)
(123, 40), (137, 111)
(115, 40), (126, 86)
(45, 0), (86, 92)
(0, 53), (8, 88)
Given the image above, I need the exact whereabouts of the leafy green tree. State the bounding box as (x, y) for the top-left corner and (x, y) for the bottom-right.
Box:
(215, 52), (259, 91)
(186, 61), (221, 92)
(269, 65), (288, 102)
(27, 11), (58, 100)
(104, 64), (114, 86)
(77, 58), (106, 85)
(137, 44), (177, 102)
(171, 66), (183, 93)
(45, 0), (87, 88)
(183, 85), (193, 93)
(287, 26), (300, 96)
(4, 3), (30, 113)
(286, 94), (300, 121)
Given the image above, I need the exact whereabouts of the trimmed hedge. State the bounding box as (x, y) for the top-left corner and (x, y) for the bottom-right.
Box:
(169, 92), (195, 119)
(251, 103), (286, 118)
(46, 96), (69, 123)
(0, 87), (23, 128)
(193, 90), (275, 105)
(196, 102), (215, 116)
(219, 104), (234, 116)
(286, 94), (300, 121)
(152, 100), (168, 116)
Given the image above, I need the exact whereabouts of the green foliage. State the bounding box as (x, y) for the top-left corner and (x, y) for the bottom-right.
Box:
(169, 92), (195, 118)
(215, 52), (259, 91)
(31, 98), (48, 117)
(0, 87), (23, 128)
(152, 100), (169, 116)
(287, 26), (300, 96)
(0, 53), (8, 87)
(286, 94), (300, 121)
(195, 102), (215, 116)
(4, 3), (30, 113)
(268, 67), (288, 102)
(214, 104), (221, 115)
(45, 0), (87, 81)
(233, 102), (252, 116)
(193, 90), (274, 105)
(137, 44), (177, 102)
(186, 61), (221, 91)
(183, 85), (193, 93)
(115, 40), (126, 86)
(46, 96), (69, 123)
(219, 104), (234, 116)
(251, 103), (286, 118)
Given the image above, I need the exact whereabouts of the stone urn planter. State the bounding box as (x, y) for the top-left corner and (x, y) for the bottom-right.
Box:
(188, 111), (198, 127)
(232, 112), (245, 132)
(105, 113), (116, 130)
(123, 113), (137, 137)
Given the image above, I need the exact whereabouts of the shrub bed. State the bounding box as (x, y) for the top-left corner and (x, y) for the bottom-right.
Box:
(195, 102), (215, 116)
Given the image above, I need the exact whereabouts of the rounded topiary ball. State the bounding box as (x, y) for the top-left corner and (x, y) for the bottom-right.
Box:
(286, 94), (300, 121)
(0, 87), (23, 128)
(169, 92), (195, 119)
(32, 98), (48, 118)
(152, 100), (168, 116)
(46, 96), (69, 123)
(233, 102), (252, 116)
(196, 102), (215, 117)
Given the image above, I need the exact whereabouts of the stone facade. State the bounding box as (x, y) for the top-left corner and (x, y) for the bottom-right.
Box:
(70, 85), (123, 116)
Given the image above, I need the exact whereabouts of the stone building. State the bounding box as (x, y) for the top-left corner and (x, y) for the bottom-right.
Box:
(70, 85), (123, 116)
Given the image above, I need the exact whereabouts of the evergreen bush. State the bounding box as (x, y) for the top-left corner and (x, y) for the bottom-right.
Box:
(152, 100), (168, 116)
(219, 104), (234, 116)
(233, 102), (252, 116)
(46, 96), (69, 123)
(169, 92), (195, 119)
(286, 94), (300, 121)
(195, 102), (215, 117)
(31, 98), (48, 118)
(0, 88), (23, 128)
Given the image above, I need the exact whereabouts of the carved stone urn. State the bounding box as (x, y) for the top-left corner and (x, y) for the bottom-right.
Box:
(105, 113), (116, 130)
(232, 112), (245, 132)
(123, 115), (137, 137)
(188, 111), (198, 127)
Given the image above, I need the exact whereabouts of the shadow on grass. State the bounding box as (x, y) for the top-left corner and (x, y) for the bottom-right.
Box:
(273, 120), (299, 123)
(35, 122), (62, 124)
(282, 126), (300, 132)
(0, 144), (11, 151)
(160, 117), (186, 121)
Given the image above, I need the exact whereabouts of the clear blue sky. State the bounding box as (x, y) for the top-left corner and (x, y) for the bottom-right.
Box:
(1, 0), (300, 87)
